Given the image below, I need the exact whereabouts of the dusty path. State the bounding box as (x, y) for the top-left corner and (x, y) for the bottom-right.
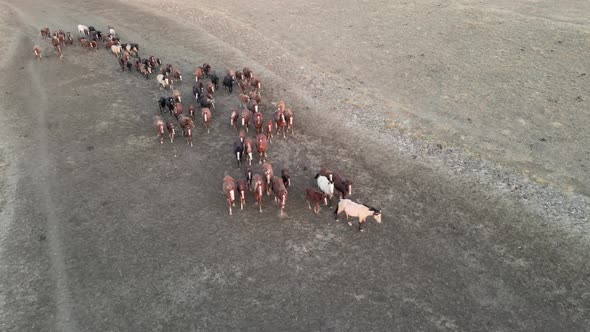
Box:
(0, 0), (588, 330)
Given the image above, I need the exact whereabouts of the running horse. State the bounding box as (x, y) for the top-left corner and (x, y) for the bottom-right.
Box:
(253, 112), (264, 134)
(256, 134), (268, 164)
(244, 165), (253, 187)
(273, 109), (287, 138)
(271, 177), (288, 216)
(262, 162), (273, 195)
(178, 114), (194, 147)
(237, 179), (248, 210)
(40, 27), (50, 38)
(240, 109), (251, 133)
(166, 121), (176, 143)
(201, 108), (212, 133)
(233, 138), (244, 168)
(222, 175), (237, 216)
(153, 116), (165, 144)
(33, 45), (42, 60)
(334, 199), (382, 232)
(284, 108), (294, 134)
(230, 108), (239, 131)
(188, 105), (196, 119)
(173, 102), (183, 119)
(251, 174), (265, 213)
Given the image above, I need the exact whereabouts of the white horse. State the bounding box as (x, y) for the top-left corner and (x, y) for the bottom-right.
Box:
(110, 44), (121, 58)
(316, 175), (334, 206)
(77, 24), (89, 36)
(108, 26), (116, 37)
(334, 199), (382, 232)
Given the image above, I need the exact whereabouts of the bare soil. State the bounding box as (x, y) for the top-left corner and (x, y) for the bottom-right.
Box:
(0, 0), (588, 330)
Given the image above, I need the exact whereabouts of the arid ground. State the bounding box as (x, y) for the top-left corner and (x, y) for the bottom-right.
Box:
(0, 0), (588, 330)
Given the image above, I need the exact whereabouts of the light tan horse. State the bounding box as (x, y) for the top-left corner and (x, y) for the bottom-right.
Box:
(334, 199), (382, 232)
(33, 45), (42, 60)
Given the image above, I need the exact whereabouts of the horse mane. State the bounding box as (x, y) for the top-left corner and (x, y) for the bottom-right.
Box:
(362, 203), (380, 213)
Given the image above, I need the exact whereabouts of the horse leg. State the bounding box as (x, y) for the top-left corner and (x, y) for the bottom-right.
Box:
(346, 213), (352, 227)
(228, 199), (232, 216)
(314, 202), (320, 215)
(307, 200), (312, 210)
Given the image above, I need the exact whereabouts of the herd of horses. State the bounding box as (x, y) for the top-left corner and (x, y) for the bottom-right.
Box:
(33, 24), (382, 232)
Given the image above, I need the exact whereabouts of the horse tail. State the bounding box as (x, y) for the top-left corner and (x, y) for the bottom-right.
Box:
(333, 203), (339, 218)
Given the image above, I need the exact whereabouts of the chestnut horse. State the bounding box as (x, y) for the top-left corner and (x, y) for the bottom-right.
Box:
(272, 177), (288, 216)
(188, 105), (195, 119)
(240, 109), (251, 133)
(273, 110), (287, 138)
(243, 137), (254, 166)
(256, 134), (268, 164)
(173, 89), (182, 103)
(178, 114), (194, 147)
(306, 188), (328, 214)
(254, 112), (264, 134)
(173, 103), (183, 119)
(33, 45), (42, 60)
(173, 70), (183, 83)
(202, 108), (212, 133)
(250, 77), (261, 95)
(247, 99), (258, 113)
(237, 179), (248, 210)
(230, 108), (239, 131)
(239, 80), (248, 94)
(194, 66), (204, 81)
(251, 174), (265, 213)
(262, 162), (273, 195)
(153, 116), (165, 144)
(265, 120), (273, 143)
(243, 67), (253, 80)
(207, 82), (215, 94)
(334, 199), (382, 232)
(222, 175), (236, 215)
(166, 121), (176, 143)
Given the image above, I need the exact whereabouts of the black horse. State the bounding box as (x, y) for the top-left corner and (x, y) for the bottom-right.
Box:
(223, 74), (234, 94)
(233, 139), (244, 167)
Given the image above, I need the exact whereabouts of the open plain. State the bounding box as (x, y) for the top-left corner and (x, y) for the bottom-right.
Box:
(0, 0), (589, 330)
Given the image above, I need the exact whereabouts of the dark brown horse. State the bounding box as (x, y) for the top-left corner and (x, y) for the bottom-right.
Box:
(256, 134), (268, 164)
(251, 174), (264, 213)
(243, 67), (253, 80)
(306, 187), (328, 214)
(272, 177), (288, 216)
(202, 107), (212, 133)
(262, 162), (273, 195)
(253, 112), (264, 134)
(281, 169), (291, 189)
(244, 137), (254, 166)
(188, 105), (196, 119)
(245, 165), (253, 187)
(207, 82), (215, 94)
(333, 172), (353, 198)
(247, 99), (258, 113)
(222, 175), (236, 215)
(284, 108), (294, 134)
(237, 179), (248, 210)
(178, 114), (194, 147)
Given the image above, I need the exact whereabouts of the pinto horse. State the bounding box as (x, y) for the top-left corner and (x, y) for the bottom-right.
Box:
(272, 177), (288, 216)
(254, 112), (264, 134)
(334, 199), (382, 232)
(256, 134), (268, 164)
(178, 114), (194, 147)
(262, 162), (273, 195)
(237, 179), (248, 210)
(33, 45), (42, 60)
(273, 110), (287, 138)
(222, 175), (236, 215)
(243, 137), (254, 166)
(201, 108), (212, 133)
(166, 121), (176, 143)
(251, 174), (265, 213)
(306, 188), (328, 214)
(333, 172), (352, 198)
(153, 116), (165, 144)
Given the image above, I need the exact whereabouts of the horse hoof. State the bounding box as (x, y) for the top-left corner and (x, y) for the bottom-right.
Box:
(347, 222), (353, 227)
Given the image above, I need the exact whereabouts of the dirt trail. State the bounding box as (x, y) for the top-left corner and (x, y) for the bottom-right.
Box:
(0, 0), (588, 330)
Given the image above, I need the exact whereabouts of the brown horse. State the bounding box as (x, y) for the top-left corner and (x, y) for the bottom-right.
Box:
(236, 70), (245, 81)
(251, 174), (265, 213)
(52, 37), (59, 49)
(245, 165), (253, 187)
(243, 137), (254, 166)
(58, 34), (65, 47)
(66, 32), (74, 45)
(247, 99), (258, 113)
(178, 114), (194, 147)
(265, 120), (273, 143)
(249, 92), (262, 106)
(333, 172), (353, 198)
(243, 67), (253, 80)
(207, 82), (215, 94)
(202, 63), (211, 77)
(202, 107), (212, 133)
(222, 175), (236, 215)
(306, 187), (328, 214)
(250, 77), (261, 94)
(89, 40), (98, 51)
(262, 162), (273, 195)
(194, 66), (204, 81)
(334, 199), (382, 232)
(277, 100), (286, 112)
(272, 176), (288, 216)
(240, 109), (251, 133)
(173, 103), (183, 119)
(284, 108), (294, 134)
(40, 28), (50, 38)
(166, 121), (176, 143)
(273, 110), (287, 138)
(239, 80), (248, 94)
(33, 45), (42, 60)
(173, 69), (182, 83)
(239, 93), (250, 108)
(154, 116), (165, 144)
(188, 105), (195, 119)
(253, 112), (264, 134)
(173, 89), (182, 103)
(256, 134), (268, 164)
(237, 179), (248, 210)
(230, 108), (239, 131)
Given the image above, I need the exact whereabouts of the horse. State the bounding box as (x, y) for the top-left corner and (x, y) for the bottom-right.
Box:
(256, 134), (268, 164)
(89, 41), (98, 51)
(139, 63), (152, 79)
(243, 67), (253, 80)
(173, 89), (182, 103)
(173, 103), (184, 119)
(65, 32), (74, 45)
(202, 108), (212, 133)
(259, 121), (270, 146)
(207, 82), (215, 95)
(239, 109), (251, 133)
(334, 199), (382, 232)
(236, 70), (245, 82)
(316, 167), (334, 183)
(52, 37), (59, 49)
(237, 179), (248, 210)
(198, 93), (215, 109)
(250, 77), (261, 94)
(239, 94), (250, 108)
(193, 82), (204, 99)
(233, 139), (244, 167)
(239, 80), (248, 94)
(111, 44), (121, 58)
(40, 28), (50, 38)
(253, 112), (264, 134)
(274, 110), (287, 138)
(333, 172), (353, 198)
(316, 175), (335, 207)
(157, 97), (167, 114)
(230, 108), (239, 131)
(173, 69), (182, 83)
(166, 121), (176, 143)
(125, 43), (139, 57)
(245, 165), (253, 187)
(33, 45), (42, 60)
(55, 44), (63, 59)
(153, 116), (165, 144)
(77, 24), (89, 36)
(108, 26), (116, 37)
(222, 175), (236, 215)
(210, 71), (219, 90)
(187, 105), (195, 119)
(202, 63), (212, 77)
(277, 100), (286, 112)
(148, 56), (160, 68)
(247, 99), (259, 113)
(178, 114), (194, 147)
(244, 137), (254, 166)
(165, 97), (175, 114)
(281, 169), (291, 189)
(284, 109), (294, 134)
(249, 92), (262, 106)
(272, 177), (288, 216)
(262, 162), (273, 195)
(251, 174), (265, 213)
(306, 188), (328, 214)
(223, 74), (234, 94)
(156, 74), (172, 90)
(194, 67), (204, 81)
(57, 33), (65, 47)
